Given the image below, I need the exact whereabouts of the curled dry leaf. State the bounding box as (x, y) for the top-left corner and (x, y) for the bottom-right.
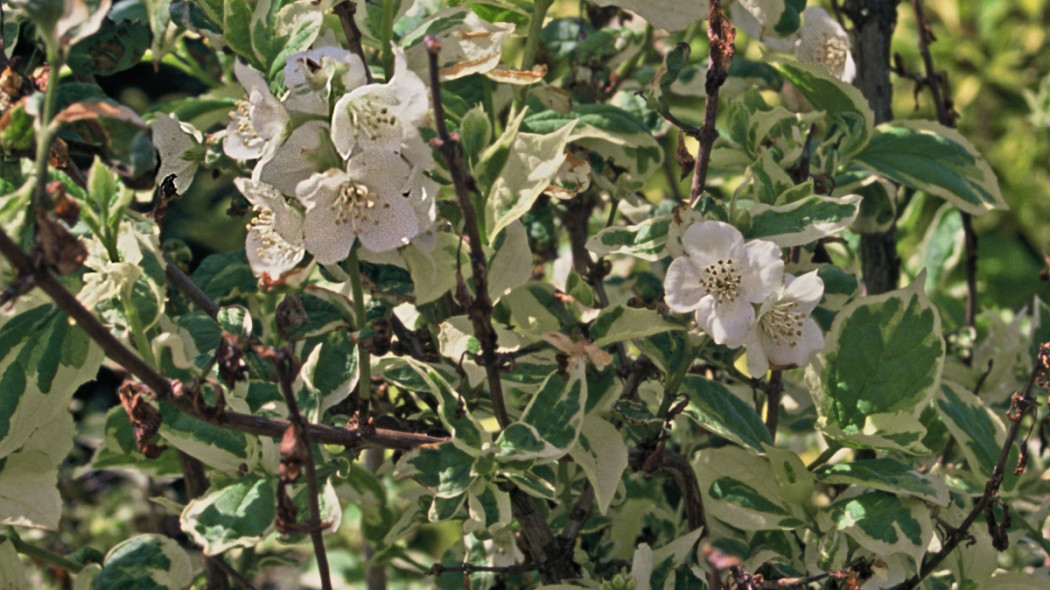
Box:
(118, 381), (167, 459)
(34, 203), (87, 275)
(279, 424), (308, 483)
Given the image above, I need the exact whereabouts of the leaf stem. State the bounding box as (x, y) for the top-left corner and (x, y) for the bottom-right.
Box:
(346, 243), (372, 414)
(3, 529), (84, 575)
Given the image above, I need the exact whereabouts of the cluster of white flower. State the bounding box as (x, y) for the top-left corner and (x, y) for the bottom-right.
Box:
(664, 220), (825, 377)
(733, 6), (856, 83)
(227, 46), (436, 285)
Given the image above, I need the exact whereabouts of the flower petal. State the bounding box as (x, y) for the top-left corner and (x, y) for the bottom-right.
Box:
(680, 220), (744, 267)
(784, 270), (824, 313)
(741, 238), (784, 303)
(664, 257), (705, 312)
(696, 295), (755, 348)
(297, 169), (356, 264)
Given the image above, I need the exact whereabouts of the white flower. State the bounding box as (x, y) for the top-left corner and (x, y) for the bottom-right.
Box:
(234, 178), (306, 284)
(330, 46), (431, 167)
(148, 112), (204, 194)
(296, 150), (436, 261)
(746, 270), (825, 377)
(224, 60), (289, 161)
(664, 221), (784, 347)
(796, 8), (856, 83)
(283, 46), (368, 117)
(254, 120), (342, 197)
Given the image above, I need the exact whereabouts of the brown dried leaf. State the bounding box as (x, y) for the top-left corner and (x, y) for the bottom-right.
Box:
(118, 381), (167, 459)
(34, 206), (87, 275)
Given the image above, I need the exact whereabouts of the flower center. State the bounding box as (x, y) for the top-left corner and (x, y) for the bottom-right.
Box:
(231, 100), (264, 150)
(761, 301), (806, 348)
(330, 181), (391, 228)
(345, 97), (397, 142)
(700, 259), (743, 304)
(820, 36), (850, 72)
(247, 208), (298, 261)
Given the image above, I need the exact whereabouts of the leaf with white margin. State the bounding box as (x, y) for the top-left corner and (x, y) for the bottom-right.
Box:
(0, 536), (27, 588)
(589, 0), (707, 32)
(681, 376), (772, 452)
(401, 7), (515, 81)
(484, 119), (577, 243)
(819, 490), (932, 570)
(158, 404), (259, 474)
(746, 194), (862, 247)
(985, 573), (1050, 589)
(935, 380), (1019, 491)
(402, 233), (464, 305)
(495, 365), (587, 461)
(180, 475), (274, 555)
(814, 457), (949, 506)
(90, 534), (194, 590)
(807, 272), (943, 454)
(488, 221), (533, 299)
(694, 446), (804, 530)
(778, 61), (874, 137)
(90, 406), (183, 476)
(763, 444), (815, 508)
(569, 416), (628, 515)
(0, 409), (74, 529)
(463, 481), (512, 535)
(296, 331), (358, 422)
(854, 120), (1007, 216)
(387, 357), (488, 452)
(503, 282), (569, 339)
(0, 304), (103, 458)
(630, 527), (705, 590)
(586, 215), (670, 261)
(589, 305), (684, 348)
(525, 105), (663, 184)
(396, 442), (477, 498)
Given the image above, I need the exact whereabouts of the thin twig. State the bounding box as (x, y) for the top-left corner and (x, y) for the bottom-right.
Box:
(208, 556), (261, 590)
(333, 2), (373, 84)
(764, 370), (783, 443)
(895, 349), (1046, 589)
(271, 348), (332, 590)
(424, 36), (511, 429)
(629, 448), (706, 532)
(558, 483), (595, 544)
(166, 260), (220, 318)
(689, 0), (735, 206)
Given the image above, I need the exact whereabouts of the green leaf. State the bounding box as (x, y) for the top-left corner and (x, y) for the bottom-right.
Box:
(586, 215), (670, 261)
(814, 458), (949, 506)
(464, 482), (512, 534)
(158, 404), (257, 473)
(484, 119), (577, 243)
(0, 536), (27, 587)
(746, 194), (862, 247)
(524, 104), (663, 184)
(497, 366), (587, 460)
(297, 331), (358, 422)
(681, 376), (773, 452)
(569, 416), (628, 515)
(763, 445), (816, 508)
(91, 534), (194, 590)
(778, 61), (874, 150)
(503, 282), (573, 339)
(854, 120), (1007, 215)
(589, 305), (683, 348)
(809, 274), (944, 453)
(275, 287), (355, 341)
(587, 0), (706, 32)
(487, 221), (533, 299)
(397, 442), (477, 498)
(191, 251), (258, 305)
(822, 491), (932, 568)
(920, 205), (965, 292)
(936, 381), (1018, 490)
(402, 233), (465, 305)
(67, 19), (151, 76)
(635, 330), (689, 376)
(223, 0), (255, 66)
(0, 410), (75, 529)
(696, 447), (803, 530)
(180, 475), (275, 555)
(460, 104), (492, 165)
(90, 406), (182, 476)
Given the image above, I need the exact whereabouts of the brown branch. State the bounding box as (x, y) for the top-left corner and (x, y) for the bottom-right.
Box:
(629, 448), (706, 532)
(895, 347), (1047, 589)
(333, 2), (373, 84)
(689, 0), (735, 206)
(558, 482), (595, 544)
(424, 35), (510, 429)
(508, 487), (579, 583)
(764, 370), (783, 443)
(428, 562), (537, 576)
(268, 347), (332, 590)
(165, 260), (220, 318)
